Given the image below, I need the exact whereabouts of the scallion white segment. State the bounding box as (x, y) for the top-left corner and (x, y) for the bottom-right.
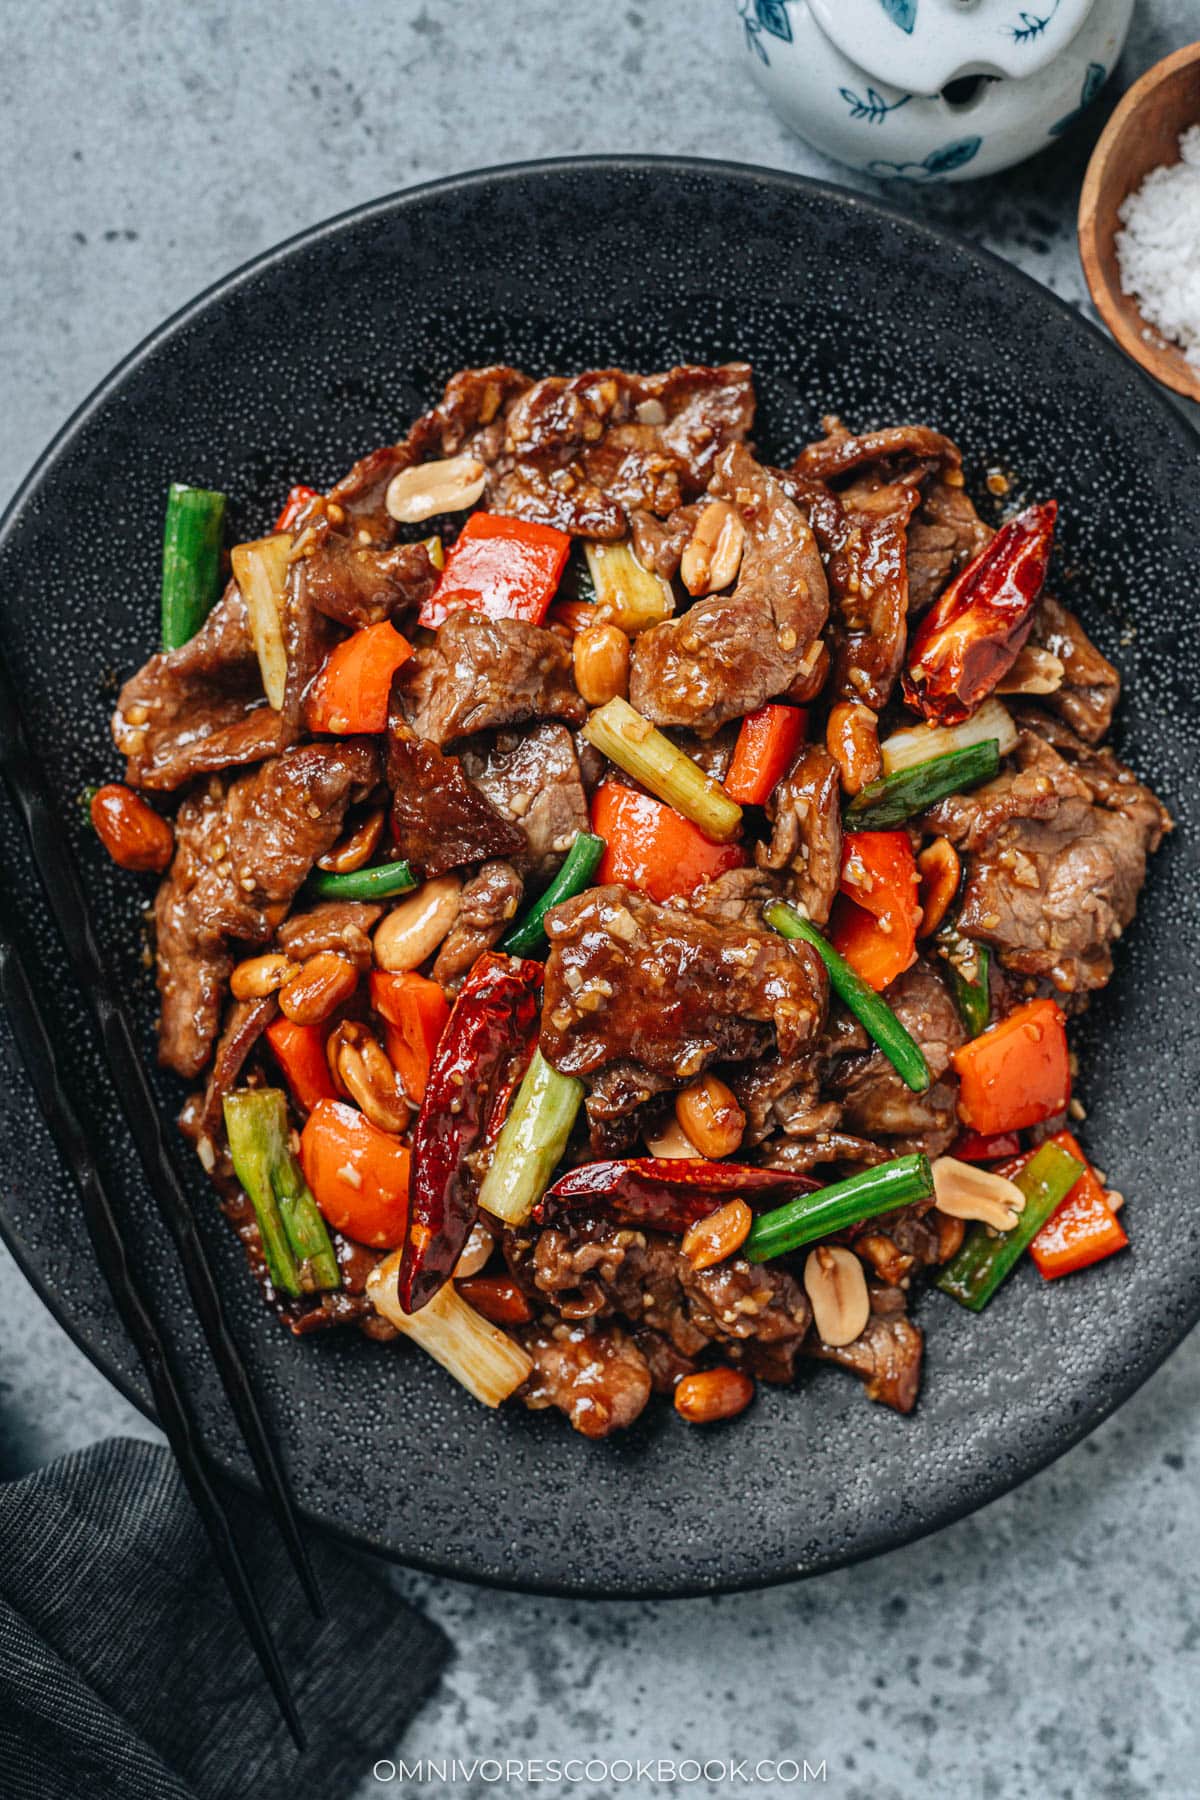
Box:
(881, 697), (1016, 776)
(367, 1253), (533, 1407)
(583, 696), (743, 843)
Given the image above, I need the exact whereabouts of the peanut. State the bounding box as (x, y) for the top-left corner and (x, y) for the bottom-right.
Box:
(932, 1155), (1026, 1231)
(373, 875), (462, 972)
(826, 702), (882, 797)
(278, 951), (358, 1025)
(680, 501), (745, 596)
(385, 453), (486, 523)
(643, 1117), (700, 1160)
(454, 1219), (496, 1279)
(674, 1366), (755, 1424)
(573, 622), (631, 706)
(89, 784), (174, 874)
(803, 1246), (870, 1348)
(675, 1073), (745, 1160)
(456, 1274), (533, 1325)
(916, 836), (962, 939)
(230, 953), (293, 1001)
(681, 1198), (753, 1271)
(326, 1020), (410, 1133)
(317, 807), (386, 874)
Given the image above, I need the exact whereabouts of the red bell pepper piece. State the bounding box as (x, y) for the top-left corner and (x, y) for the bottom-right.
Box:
(418, 512), (571, 631)
(949, 1129), (1022, 1163)
(275, 485), (320, 532)
(952, 997), (1070, 1135)
(398, 952), (542, 1312)
(903, 500), (1057, 725)
(724, 704), (808, 807)
(829, 831), (921, 993)
(305, 620), (413, 735)
(1029, 1130), (1128, 1279)
(369, 970), (450, 1107)
(591, 780), (746, 904)
(265, 1017), (337, 1115)
(537, 1158), (817, 1234)
(299, 1099), (411, 1248)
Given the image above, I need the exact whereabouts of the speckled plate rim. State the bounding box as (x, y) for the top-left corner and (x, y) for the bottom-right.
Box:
(1, 154), (1197, 1600)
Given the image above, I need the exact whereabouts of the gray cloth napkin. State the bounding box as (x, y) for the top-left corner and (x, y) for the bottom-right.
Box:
(0, 1436), (450, 1800)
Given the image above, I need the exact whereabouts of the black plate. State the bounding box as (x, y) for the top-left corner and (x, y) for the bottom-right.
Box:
(1, 158), (1197, 1597)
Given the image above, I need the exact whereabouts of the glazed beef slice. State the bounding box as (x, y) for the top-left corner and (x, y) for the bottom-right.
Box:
(925, 714), (1171, 994)
(155, 739), (379, 1077)
(540, 883), (827, 1084)
(629, 445), (829, 734)
(397, 612), (584, 746)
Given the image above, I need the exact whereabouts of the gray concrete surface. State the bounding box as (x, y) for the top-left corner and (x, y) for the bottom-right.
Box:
(2, 3), (1198, 1796)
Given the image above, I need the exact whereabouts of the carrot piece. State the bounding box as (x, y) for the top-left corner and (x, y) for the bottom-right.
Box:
(299, 1098), (411, 1248)
(590, 780), (746, 904)
(304, 620), (413, 734)
(1029, 1130), (1128, 1279)
(829, 831), (921, 992)
(724, 704), (808, 807)
(369, 970), (450, 1106)
(952, 997), (1070, 1135)
(264, 1016), (337, 1115)
(419, 512), (571, 630)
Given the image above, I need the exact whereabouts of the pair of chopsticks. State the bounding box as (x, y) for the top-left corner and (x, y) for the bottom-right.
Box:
(0, 654), (315, 1749)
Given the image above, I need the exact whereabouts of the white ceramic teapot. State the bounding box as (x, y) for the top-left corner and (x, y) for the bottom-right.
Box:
(735, 0), (1134, 181)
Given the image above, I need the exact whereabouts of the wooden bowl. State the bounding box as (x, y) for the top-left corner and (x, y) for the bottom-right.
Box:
(1079, 41), (1200, 404)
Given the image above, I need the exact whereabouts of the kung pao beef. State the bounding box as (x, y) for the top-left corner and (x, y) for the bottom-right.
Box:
(91, 362), (1171, 1435)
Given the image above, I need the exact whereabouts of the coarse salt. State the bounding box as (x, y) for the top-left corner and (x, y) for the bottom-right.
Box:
(1114, 123), (1200, 372)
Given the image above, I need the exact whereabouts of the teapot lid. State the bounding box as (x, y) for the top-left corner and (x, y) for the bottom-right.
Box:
(807, 0), (1095, 95)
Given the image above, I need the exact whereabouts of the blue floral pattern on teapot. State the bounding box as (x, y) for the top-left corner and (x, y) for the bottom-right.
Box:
(734, 0), (1132, 182)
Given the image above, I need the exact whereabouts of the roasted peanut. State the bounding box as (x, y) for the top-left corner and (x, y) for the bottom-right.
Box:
(997, 644), (1065, 695)
(932, 1155), (1026, 1230)
(680, 501), (745, 596)
(456, 1274), (533, 1325)
(278, 951), (358, 1025)
(681, 1198), (753, 1271)
(851, 1232), (913, 1288)
(89, 784), (174, 873)
(317, 807), (386, 874)
(675, 1074), (745, 1160)
(326, 1020), (410, 1133)
(916, 836), (962, 939)
(454, 1219), (496, 1279)
(674, 1366), (755, 1425)
(803, 1246), (870, 1347)
(385, 453), (486, 523)
(573, 622), (631, 706)
(545, 599), (596, 636)
(230, 952), (293, 1001)
(643, 1117), (700, 1160)
(826, 701), (882, 797)
(933, 1211), (966, 1263)
(373, 875), (462, 972)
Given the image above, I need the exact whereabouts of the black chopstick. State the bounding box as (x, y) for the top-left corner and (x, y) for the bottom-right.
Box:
(0, 921), (306, 1751)
(0, 654), (323, 1620)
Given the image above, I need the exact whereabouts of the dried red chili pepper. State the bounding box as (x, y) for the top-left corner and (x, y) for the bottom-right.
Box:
(902, 500), (1057, 726)
(274, 484), (320, 532)
(398, 952), (542, 1313)
(537, 1158), (817, 1235)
